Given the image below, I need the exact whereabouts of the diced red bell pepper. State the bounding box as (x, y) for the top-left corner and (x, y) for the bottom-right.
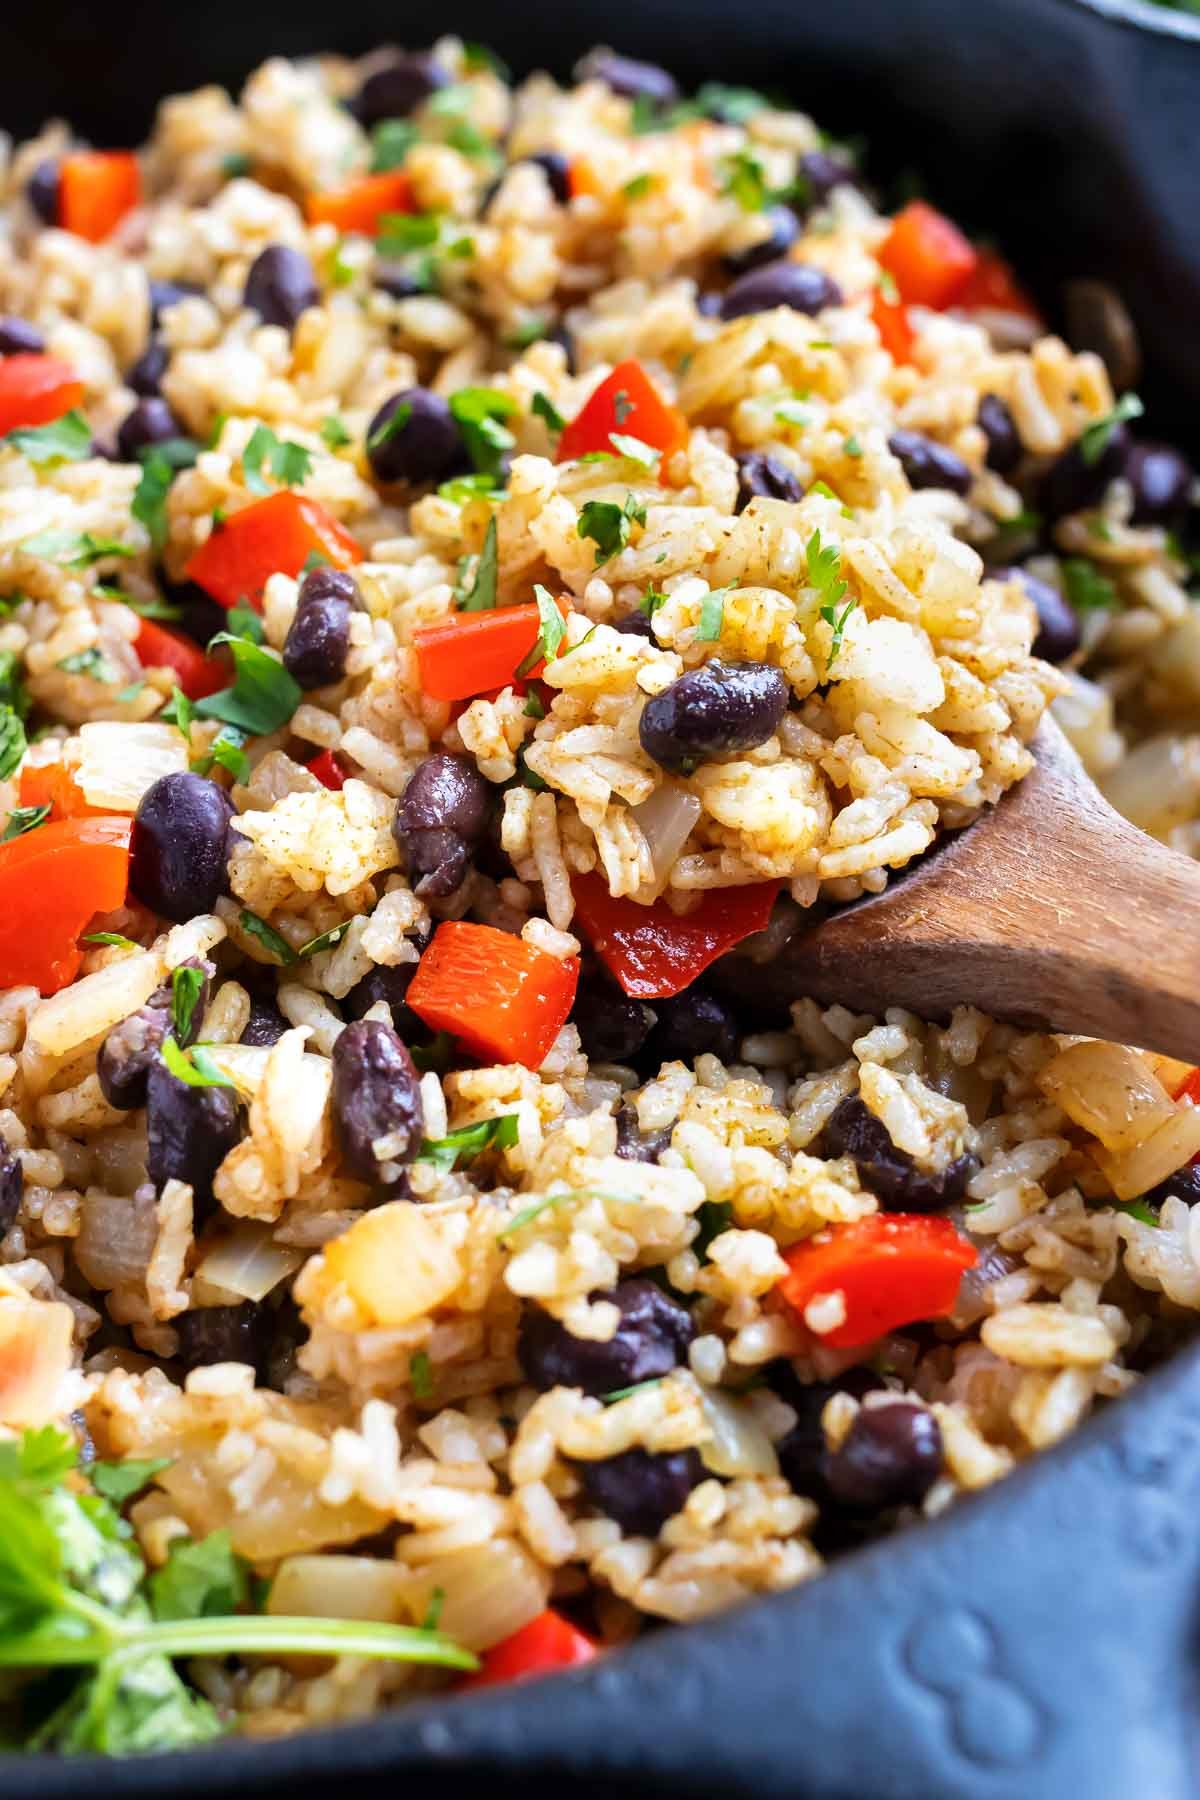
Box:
(878, 202), (978, 311)
(0, 815), (132, 994)
(17, 760), (107, 822)
(306, 169), (414, 235)
(307, 748), (347, 790)
(458, 1610), (598, 1691)
(571, 874), (781, 999)
(556, 359), (689, 468)
(954, 249), (1041, 323)
(133, 617), (226, 700)
(413, 597), (570, 703)
(0, 355), (84, 434)
(184, 491), (364, 610)
(870, 287), (917, 365)
(1173, 1068), (1200, 1107)
(776, 1215), (978, 1349)
(59, 151), (141, 243)
(407, 921), (579, 1068)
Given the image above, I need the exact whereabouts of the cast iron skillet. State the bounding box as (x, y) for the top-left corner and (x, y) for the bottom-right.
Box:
(3, 1), (1199, 1793)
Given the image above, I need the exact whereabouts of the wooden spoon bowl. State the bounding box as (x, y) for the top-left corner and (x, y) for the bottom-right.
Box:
(761, 715), (1200, 1061)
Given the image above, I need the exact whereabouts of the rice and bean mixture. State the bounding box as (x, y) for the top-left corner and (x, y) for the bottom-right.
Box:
(0, 38), (1197, 1751)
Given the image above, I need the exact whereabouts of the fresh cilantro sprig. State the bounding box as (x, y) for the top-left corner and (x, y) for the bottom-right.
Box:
(821, 594), (858, 666)
(1, 802), (50, 841)
(805, 528), (847, 608)
(1078, 393), (1143, 467)
(578, 493), (646, 565)
(3, 410), (94, 466)
(0, 706), (27, 780)
(195, 636), (301, 736)
(0, 1427), (475, 1754)
(449, 387), (517, 478)
(695, 584), (733, 644)
(160, 1035), (236, 1090)
(416, 1113), (519, 1174)
(19, 530), (134, 567)
(456, 516), (499, 612)
(1061, 558), (1118, 613)
(515, 584), (566, 676)
(242, 426), (313, 496)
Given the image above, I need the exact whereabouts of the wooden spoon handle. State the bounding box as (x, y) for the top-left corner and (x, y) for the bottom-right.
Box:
(778, 722), (1200, 1062)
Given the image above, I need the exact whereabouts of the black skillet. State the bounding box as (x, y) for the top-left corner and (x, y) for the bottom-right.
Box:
(3, 1), (1200, 1792)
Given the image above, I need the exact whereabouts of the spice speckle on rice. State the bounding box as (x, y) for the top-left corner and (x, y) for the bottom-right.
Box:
(0, 37), (1197, 1754)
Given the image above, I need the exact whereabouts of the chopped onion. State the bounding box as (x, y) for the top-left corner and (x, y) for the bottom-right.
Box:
(398, 1541), (549, 1651)
(1099, 735), (1200, 839)
(28, 949), (162, 1057)
(195, 1222), (303, 1304)
(1093, 1104), (1200, 1201)
(75, 721), (189, 812)
(74, 1188), (158, 1292)
(1038, 1040), (1176, 1152)
(698, 1386), (779, 1479)
(268, 1554), (409, 1623)
(633, 785), (701, 882)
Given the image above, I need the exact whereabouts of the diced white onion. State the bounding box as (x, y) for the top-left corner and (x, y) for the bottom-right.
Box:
(195, 1222), (302, 1303)
(1038, 1041), (1175, 1152)
(28, 950), (162, 1056)
(268, 1555), (409, 1623)
(633, 785), (702, 881)
(398, 1541), (549, 1651)
(1093, 1104), (1200, 1201)
(75, 721), (189, 812)
(698, 1386), (779, 1479)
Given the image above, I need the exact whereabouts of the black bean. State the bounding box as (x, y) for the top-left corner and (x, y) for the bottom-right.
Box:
(773, 1364), (882, 1500)
(0, 1136), (23, 1235)
(721, 206), (800, 278)
(169, 582), (226, 650)
(261, 1296), (305, 1392)
(639, 659), (789, 775)
(1039, 422), (1130, 521)
(612, 609), (655, 638)
(341, 961), (421, 1034)
(695, 291), (724, 318)
(646, 987), (738, 1064)
(373, 261), (426, 301)
(243, 245), (319, 331)
(27, 159), (59, 225)
(331, 1020), (423, 1185)
(977, 393), (1022, 475)
(0, 316), (45, 357)
(1126, 441), (1193, 525)
(990, 564), (1080, 664)
(116, 396), (183, 462)
(146, 1058), (240, 1223)
(148, 279), (202, 327)
(821, 1094), (978, 1212)
(175, 1302), (267, 1373)
(126, 337), (169, 397)
(526, 152), (571, 206)
(352, 54), (448, 127)
(575, 50), (679, 108)
(393, 751), (491, 897)
(518, 1275), (695, 1395)
(1063, 279), (1141, 395)
(282, 580), (353, 689)
(365, 387), (463, 486)
(823, 1400), (943, 1511)
(614, 1105), (672, 1164)
(98, 961), (209, 1110)
(130, 771), (235, 922)
(240, 993), (289, 1046)
(1143, 1162), (1200, 1209)
(888, 429), (973, 497)
(578, 1447), (704, 1536)
(720, 261), (843, 323)
(795, 149), (856, 208)
(734, 449), (803, 513)
(571, 974), (653, 1063)
(547, 322), (576, 374)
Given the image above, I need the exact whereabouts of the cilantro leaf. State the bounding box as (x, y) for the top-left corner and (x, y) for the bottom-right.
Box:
(515, 584), (566, 676)
(805, 527), (847, 610)
(367, 402), (412, 453)
(149, 1531), (247, 1623)
(532, 391), (565, 435)
(195, 637), (301, 735)
(320, 414), (352, 450)
(621, 172), (655, 201)
(639, 584), (668, 619)
(296, 921), (351, 959)
(191, 723), (249, 783)
(1061, 558), (1118, 613)
(82, 931), (139, 950)
(721, 147), (771, 212)
(160, 1036), (236, 1090)
(130, 441), (198, 553)
(416, 1112), (519, 1173)
(693, 1198), (734, 1258)
(409, 1351), (433, 1400)
(369, 119), (418, 172)
(456, 516), (499, 612)
(449, 387), (518, 477)
(608, 432), (660, 470)
(820, 594), (859, 666)
(438, 471), (506, 505)
(242, 425), (313, 496)
(577, 493), (646, 565)
(695, 584), (732, 643)
(224, 602), (264, 645)
(57, 647), (117, 682)
(89, 1459), (171, 1507)
(1115, 1199), (1159, 1228)
(238, 908), (298, 965)
(462, 40), (509, 76)
(1078, 393), (1144, 467)
(1, 802), (49, 841)
(3, 409), (94, 466)
(19, 529), (134, 567)
(377, 211), (441, 256)
(612, 389), (634, 427)
(0, 706), (27, 781)
(161, 685), (195, 738)
(170, 965), (205, 1043)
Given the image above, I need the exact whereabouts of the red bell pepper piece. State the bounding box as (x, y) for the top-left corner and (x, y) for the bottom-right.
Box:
(458, 1610), (598, 1691)
(306, 169), (414, 236)
(307, 748), (347, 790)
(133, 617), (226, 700)
(1172, 1068), (1200, 1107)
(0, 815), (132, 994)
(184, 491), (363, 610)
(878, 202), (978, 311)
(870, 287), (917, 365)
(777, 1215), (978, 1349)
(556, 359), (689, 467)
(0, 355), (84, 434)
(18, 760), (106, 822)
(59, 151), (141, 243)
(413, 597), (570, 703)
(571, 873), (781, 999)
(954, 249), (1041, 323)
(407, 921), (579, 1068)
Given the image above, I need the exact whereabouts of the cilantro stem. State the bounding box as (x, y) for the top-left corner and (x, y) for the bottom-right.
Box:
(0, 1612), (476, 1671)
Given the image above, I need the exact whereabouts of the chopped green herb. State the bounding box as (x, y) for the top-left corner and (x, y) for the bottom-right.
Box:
(504, 318), (550, 350)
(296, 921), (351, 959)
(805, 527), (848, 612)
(821, 594), (858, 666)
(497, 1186), (633, 1241)
(89, 1458), (171, 1507)
(81, 931), (139, 950)
(57, 647), (117, 682)
(0, 650), (27, 717)
(721, 148), (771, 212)
(696, 584), (732, 643)
(96, 586), (183, 622)
(160, 686), (195, 739)
(3, 408), (93, 466)
(421, 1584), (445, 1631)
(417, 1112), (520, 1174)
(621, 172), (656, 200)
(532, 390), (566, 435)
(409, 1351), (433, 1400)
(461, 40), (510, 77)
(516, 583), (567, 675)
(1061, 558), (1119, 613)
(1115, 1199), (1159, 1227)
(326, 237), (356, 288)
(221, 150), (252, 178)
(608, 431), (660, 470)
(367, 402), (413, 453)
(577, 493), (646, 565)
(170, 964), (205, 1043)
(195, 637), (301, 736)
(523, 689), (545, 719)
(602, 1379), (663, 1404)
(222, 603), (263, 647)
(449, 386), (517, 477)
(457, 516), (499, 613)
(149, 1530), (246, 1624)
(300, 550), (332, 575)
(19, 529), (134, 567)
(447, 121), (496, 163)
(191, 723), (249, 783)
(1, 802), (50, 841)
(320, 415), (352, 450)
(161, 1034), (237, 1090)
(410, 1031), (454, 1075)
(843, 434), (863, 458)
(242, 425), (313, 496)
(694, 1200), (734, 1257)
(238, 909), (298, 965)
(695, 81), (768, 123)
(369, 119), (418, 172)
(377, 211), (441, 256)
(775, 397), (811, 427)
(517, 749), (548, 790)
(439, 471), (506, 506)
(131, 455), (174, 552)
(1078, 393), (1144, 467)
(639, 584), (669, 619)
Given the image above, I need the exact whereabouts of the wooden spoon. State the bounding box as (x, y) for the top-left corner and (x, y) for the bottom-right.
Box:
(771, 714), (1200, 1061)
